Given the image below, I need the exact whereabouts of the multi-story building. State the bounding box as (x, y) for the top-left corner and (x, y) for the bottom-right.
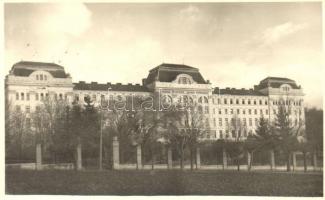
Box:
(5, 61), (305, 140)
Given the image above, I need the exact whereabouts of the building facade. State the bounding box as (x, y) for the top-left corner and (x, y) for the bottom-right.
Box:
(5, 61), (305, 140)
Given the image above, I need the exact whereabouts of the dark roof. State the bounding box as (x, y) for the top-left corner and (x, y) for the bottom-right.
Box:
(74, 82), (150, 92)
(257, 76), (300, 89)
(145, 63), (207, 85)
(10, 61), (68, 78)
(213, 87), (266, 96)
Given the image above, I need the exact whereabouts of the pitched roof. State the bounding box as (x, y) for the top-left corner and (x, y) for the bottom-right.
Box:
(73, 82), (150, 92)
(257, 76), (300, 89)
(10, 61), (68, 78)
(213, 87), (266, 96)
(145, 63), (207, 85)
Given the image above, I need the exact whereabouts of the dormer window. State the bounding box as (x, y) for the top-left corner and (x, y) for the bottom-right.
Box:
(178, 77), (191, 84)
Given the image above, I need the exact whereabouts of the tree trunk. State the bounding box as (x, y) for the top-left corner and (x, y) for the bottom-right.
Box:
(237, 158), (240, 171)
(190, 147), (193, 170)
(251, 152), (254, 170)
(286, 152), (291, 172)
(180, 150), (184, 170)
(303, 151), (307, 173)
(151, 147), (154, 170)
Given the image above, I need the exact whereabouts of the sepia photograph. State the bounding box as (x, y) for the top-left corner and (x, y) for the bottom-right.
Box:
(3, 1), (323, 197)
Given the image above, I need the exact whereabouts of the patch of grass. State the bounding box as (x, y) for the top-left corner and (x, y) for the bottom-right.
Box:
(5, 169), (323, 196)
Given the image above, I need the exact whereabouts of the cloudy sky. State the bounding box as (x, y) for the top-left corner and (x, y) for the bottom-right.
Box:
(4, 2), (323, 108)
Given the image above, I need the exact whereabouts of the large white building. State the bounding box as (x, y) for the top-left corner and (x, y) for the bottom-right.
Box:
(5, 61), (305, 140)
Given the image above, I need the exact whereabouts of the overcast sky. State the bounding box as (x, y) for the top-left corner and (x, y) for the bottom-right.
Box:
(4, 2), (323, 108)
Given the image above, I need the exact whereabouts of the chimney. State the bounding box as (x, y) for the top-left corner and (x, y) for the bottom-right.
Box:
(206, 80), (210, 84)
(142, 78), (146, 86)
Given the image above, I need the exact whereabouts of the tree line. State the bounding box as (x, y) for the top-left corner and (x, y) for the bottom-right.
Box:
(5, 95), (323, 172)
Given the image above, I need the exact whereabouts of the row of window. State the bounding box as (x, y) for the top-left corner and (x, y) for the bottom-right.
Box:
(211, 98), (268, 106)
(36, 74), (48, 81)
(16, 92), (67, 101)
(272, 99), (302, 106)
(213, 108), (269, 116)
(211, 117), (301, 128)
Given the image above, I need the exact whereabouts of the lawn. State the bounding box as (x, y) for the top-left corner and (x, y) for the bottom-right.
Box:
(5, 169), (323, 196)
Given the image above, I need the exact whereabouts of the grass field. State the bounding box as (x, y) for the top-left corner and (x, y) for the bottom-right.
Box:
(5, 169), (323, 196)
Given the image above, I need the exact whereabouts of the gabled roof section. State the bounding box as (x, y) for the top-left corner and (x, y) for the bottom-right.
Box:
(10, 61), (69, 78)
(257, 76), (300, 89)
(145, 63), (207, 85)
(74, 82), (150, 92)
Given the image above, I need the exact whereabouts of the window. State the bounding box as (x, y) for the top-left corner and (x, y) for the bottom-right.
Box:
(15, 105), (21, 111)
(35, 93), (39, 101)
(255, 118), (258, 126)
(204, 106), (209, 114)
(254, 100), (256, 105)
(243, 118), (247, 126)
(212, 98), (215, 104)
(273, 109), (276, 114)
(231, 130), (236, 138)
(219, 118), (222, 126)
(254, 109), (257, 115)
(204, 97), (208, 104)
(40, 74), (43, 80)
(198, 106), (203, 113)
(198, 97), (202, 103)
(25, 106), (30, 113)
(219, 130), (223, 139)
(36, 75), (39, 80)
(225, 118), (229, 126)
(231, 118), (235, 126)
(16, 93), (19, 100)
(230, 109), (233, 115)
(59, 93), (63, 100)
(230, 99), (233, 104)
(237, 109), (240, 114)
(242, 99), (245, 104)
(40, 93), (44, 100)
(46, 93), (49, 99)
(265, 100), (268, 105)
(238, 130), (242, 137)
(259, 100), (262, 105)
(26, 93), (30, 101)
(236, 99), (239, 104)
(44, 75), (47, 80)
(248, 109), (251, 115)
(75, 95), (79, 101)
(249, 118), (252, 126)
(219, 109), (222, 114)
(205, 119), (209, 127)
(248, 99), (251, 105)
(217, 98), (221, 104)
(21, 93), (24, 100)
(243, 109), (246, 115)
(225, 109), (228, 114)
(224, 98), (227, 104)
(260, 109), (263, 115)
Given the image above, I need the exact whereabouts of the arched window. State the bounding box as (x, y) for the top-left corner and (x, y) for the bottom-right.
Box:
(204, 97), (208, 104)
